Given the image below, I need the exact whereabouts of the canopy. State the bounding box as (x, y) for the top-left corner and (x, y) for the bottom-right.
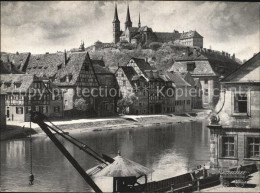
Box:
(87, 154), (154, 178)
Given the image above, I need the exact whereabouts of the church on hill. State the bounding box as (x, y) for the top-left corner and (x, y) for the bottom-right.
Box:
(112, 4), (204, 48)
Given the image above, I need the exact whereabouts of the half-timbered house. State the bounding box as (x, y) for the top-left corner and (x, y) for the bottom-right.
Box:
(0, 74), (63, 122)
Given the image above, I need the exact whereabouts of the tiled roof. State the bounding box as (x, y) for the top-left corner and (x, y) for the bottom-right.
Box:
(180, 31), (203, 39)
(0, 52), (30, 72)
(128, 27), (139, 33)
(138, 26), (153, 32)
(91, 59), (105, 67)
(173, 51), (240, 77)
(131, 57), (155, 73)
(0, 74), (34, 93)
(26, 52), (93, 86)
(93, 64), (113, 74)
(194, 78), (200, 86)
(222, 52), (260, 82)
(0, 61), (24, 74)
(165, 71), (191, 87)
(121, 66), (138, 87)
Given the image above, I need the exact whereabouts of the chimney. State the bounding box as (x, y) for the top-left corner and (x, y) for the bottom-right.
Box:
(144, 70), (152, 79)
(145, 57), (148, 62)
(186, 47), (192, 56)
(152, 70), (159, 79)
(64, 49), (67, 65)
(232, 53), (236, 60)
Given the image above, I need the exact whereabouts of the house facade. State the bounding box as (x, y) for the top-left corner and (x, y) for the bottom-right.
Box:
(169, 47), (240, 108)
(0, 74), (63, 122)
(0, 93), (6, 130)
(178, 31), (203, 48)
(26, 52), (101, 117)
(115, 57), (192, 115)
(207, 53), (260, 170)
(92, 59), (119, 116)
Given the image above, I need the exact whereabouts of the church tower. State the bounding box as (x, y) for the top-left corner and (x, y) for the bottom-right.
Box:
(125, 4), (132, 30)
(113, 4), (120, 44)
(138, 13), (141, 28)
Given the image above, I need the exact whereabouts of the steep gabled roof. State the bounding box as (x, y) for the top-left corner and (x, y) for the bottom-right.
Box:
(0, 61), (24, 74)
(173, 50), (240, 77)
(0, 74), (34, 93)
(26, 52), (95, 86)
(130, 57), (155, 73)
(180, 31), (203, 39)
(165, 71), (191, 87)
(0, 52), (31, 72)
(222, 52), (260, 83)
(121, 66), (137, 83)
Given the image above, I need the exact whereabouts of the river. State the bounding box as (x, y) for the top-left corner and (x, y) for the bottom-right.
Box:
(1, 121), (210, 192)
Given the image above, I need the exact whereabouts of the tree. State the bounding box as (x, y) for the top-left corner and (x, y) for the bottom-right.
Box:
(74, 97), (88, 111)
(149, 42), (163, 51)
(117, 93), (138, 114)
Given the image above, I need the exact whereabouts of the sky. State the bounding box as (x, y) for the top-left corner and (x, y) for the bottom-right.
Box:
(1, 1), (259, 61)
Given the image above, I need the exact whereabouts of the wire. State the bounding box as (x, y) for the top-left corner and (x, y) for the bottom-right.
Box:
(45, 117), (103, 159)
(44, 123), (107, 165)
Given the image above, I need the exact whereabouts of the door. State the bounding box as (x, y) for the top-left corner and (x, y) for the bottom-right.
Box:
(6, 109), (9, 118)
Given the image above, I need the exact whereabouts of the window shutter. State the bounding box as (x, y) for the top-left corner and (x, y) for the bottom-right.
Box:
(231, 92), (234, 114)
(234, 135), (238, 158)
(244, 136), (248, 158)
(219, 136), (223, 157)
(247, 90), (251, 116)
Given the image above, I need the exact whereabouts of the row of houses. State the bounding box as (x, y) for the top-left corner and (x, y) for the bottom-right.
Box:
(115, 57), (203, 114)
(1, 52), (119, 123)
(0, 46), (241, 124)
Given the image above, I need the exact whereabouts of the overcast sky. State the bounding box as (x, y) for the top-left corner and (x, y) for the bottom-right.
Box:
(1, 1), (259, 60)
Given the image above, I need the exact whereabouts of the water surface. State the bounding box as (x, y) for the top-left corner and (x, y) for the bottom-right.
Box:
(1, 121), (209, 192)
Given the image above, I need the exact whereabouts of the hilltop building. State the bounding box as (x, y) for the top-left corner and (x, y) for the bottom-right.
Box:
(112, 4), (203, 47)
(208, 52), (260, 170)
(168, 47), (240, 108)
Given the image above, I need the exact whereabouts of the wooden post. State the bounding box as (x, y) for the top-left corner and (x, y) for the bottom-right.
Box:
(197, 179), (200, 191)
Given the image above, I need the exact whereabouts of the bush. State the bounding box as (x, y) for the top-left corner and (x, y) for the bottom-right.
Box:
(149, 42), (163, 51)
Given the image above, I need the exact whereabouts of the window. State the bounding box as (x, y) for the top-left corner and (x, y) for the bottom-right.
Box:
(39, 106), (43, 113)
(85, 64), (89, 71)
(123, 80), (126, 86)
(222, 136), (235, 157)
(16, 107), (23, 114)
(234, 93), (247, 113)
(187, 62), (196, 71)
(246, 137), (260, 158)
(186, 100), (190, 105)
(65, 100), (68, 105)
(54, 106), (60, 113)
(204, 79), (208, 84)
(204, 89), (208, 96)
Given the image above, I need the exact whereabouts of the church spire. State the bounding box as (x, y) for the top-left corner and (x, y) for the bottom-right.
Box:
(113, 3), (119, 22)
(125, 3), (132, 30)
(138, 12), (141, 28)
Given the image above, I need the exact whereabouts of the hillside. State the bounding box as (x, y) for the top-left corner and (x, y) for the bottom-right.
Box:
(87, 43), (187, 72)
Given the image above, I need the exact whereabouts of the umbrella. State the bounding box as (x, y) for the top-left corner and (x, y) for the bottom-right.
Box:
(87, 153), (154, 178)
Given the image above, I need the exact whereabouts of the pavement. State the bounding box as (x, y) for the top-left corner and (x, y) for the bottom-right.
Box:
(199, 171), (260, 192)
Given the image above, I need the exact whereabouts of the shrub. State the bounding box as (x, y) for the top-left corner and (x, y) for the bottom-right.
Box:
(149, 42), (163, 51)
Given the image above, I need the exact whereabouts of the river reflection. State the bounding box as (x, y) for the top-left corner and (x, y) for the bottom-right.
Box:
(1, 121), (209, 192)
